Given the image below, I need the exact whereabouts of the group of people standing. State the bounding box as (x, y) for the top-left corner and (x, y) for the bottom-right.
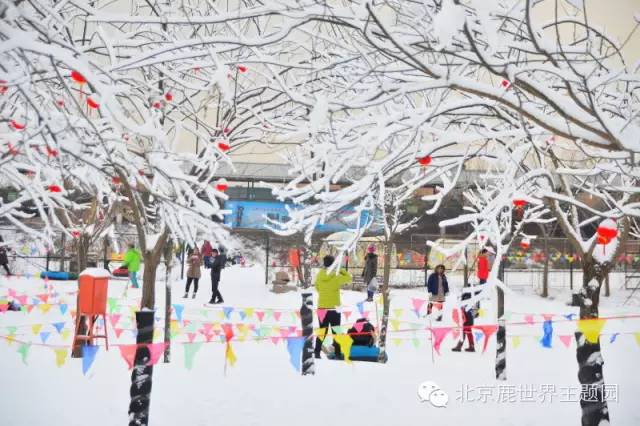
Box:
(184, 241), (226, 304)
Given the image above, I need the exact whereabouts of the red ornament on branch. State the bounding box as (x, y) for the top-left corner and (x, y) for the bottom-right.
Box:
(152, 101), (162, 109)
(164, 93), (173, 102)
(56, 99), (65, 107)
(0, 80), (8, 94)
(218, 142), (230, 152)
(87, 97), (100, 109)
(71, 71), (86, 84)
(519, 239), (530, 250)
(46, 147), (59, 157)
(10, 120), (25, 130)
(512, 199), (527, 209)
(237, 65), (248, 73)
(71, 230), (81, 238)
(112, 176), (121, 185)
(7, 143), (19, 156)
(501, 79), (511, 89)
(47, 185), (62, 193)
(215, 178), (228, 192)
(417, 155), (432, 166)
(223, 127), (231, 135)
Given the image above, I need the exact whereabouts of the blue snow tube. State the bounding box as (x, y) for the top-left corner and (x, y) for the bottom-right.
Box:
(40, 271), (78, 280)
(349, 345), (382, 362)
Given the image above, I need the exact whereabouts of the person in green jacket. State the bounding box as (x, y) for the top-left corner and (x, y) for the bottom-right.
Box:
(314, 255), (352, 359)
(122, 243), (142, 289)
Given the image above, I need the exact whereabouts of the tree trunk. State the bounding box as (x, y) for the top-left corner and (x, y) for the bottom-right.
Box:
(575, 260), (609, 426)
(300, 292), (315, 375)
(541, 234), (549, 298)
(377, 238), (393, 362)
(495, 259), (506, 380)
(141, 255), (159, 310)
(128, 311), (155, 426)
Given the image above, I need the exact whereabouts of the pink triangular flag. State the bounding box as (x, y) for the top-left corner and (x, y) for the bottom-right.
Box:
(475, 325), (498, 353)
(542, 314), (554, 321)
(353, 321), (365, 333)
(114, 328), (124, 338)
(342, 310), (352, 321)
(270, 336), (280, 345)
(279, 328), (290, 338)
(317, 309), (328, 323)
(37, 294), (49, 303)
(273, 311), (282, 322)
(411, 298), (426, 313)
(118, 344), (138, 369)
(559, 335), (572, 348)
(16, 295), (28, 305)
(109, 314), (121, 328)
(222, 323), (234, 342)
(187, 333), (197, 343)
(524, 314), (535, 325)
(255, 311), (265, 322)
(147, 343), (167, 366)
(430, 327), (452, 355)
(362, 311), (370, 319)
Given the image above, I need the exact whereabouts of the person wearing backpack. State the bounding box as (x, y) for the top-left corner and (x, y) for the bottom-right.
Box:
(314, 255), (352, 358)
(362, 245), (378, 302)
(122, 243), (142, 290)
(208, 248), (225, 304)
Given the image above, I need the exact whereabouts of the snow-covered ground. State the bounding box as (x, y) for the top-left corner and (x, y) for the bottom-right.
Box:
(1, 265), (638, 426)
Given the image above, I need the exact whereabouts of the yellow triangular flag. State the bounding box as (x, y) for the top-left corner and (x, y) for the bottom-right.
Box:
(32, 324), (43, 335)
(225, 343), (237, 367)
(577, 319), (606, 344)
(391, 319), (401, 331)
(217, 311), (225, 320)
(393, 308), (403, 318)
(392, 338), (403, 347)
(477, 308), (486, 318)
(334, 334), (353, 362)
(61, 329), (71, 341)
(244, 308), (254, 319)
(634, 332), (640, 346)
(39, 303), (51, 314)
(315, 327), (327, 340)
(512, 336), (521, 349)
(6, 334), (15, 345)
(54, 348), (68, 367)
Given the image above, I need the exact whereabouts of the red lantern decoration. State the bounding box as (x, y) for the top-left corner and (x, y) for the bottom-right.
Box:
(237, 65), (248, 73)
(112, 176), (121, 185)
(71, 71), (86, 84)
(596, 220), (617, 244)
(218, 142), (230, 152)
(519, 239), (530, 250)
(215, 178), (228, 192)
(71, 230), (81, 238)
(87, 97), (100, 109)
(417, 155), (432, 166)
(512, 199), (527, 209)
(223, 127), (231, 135)
(164, 93), (173, 102)
(501, 79), (511, 88)
(10, 120), (25, 130)
(0, 80), (8, 94)
(56, 99), (65, 107)
(152, 101), (162, 109)
(48, 185), (62, 193)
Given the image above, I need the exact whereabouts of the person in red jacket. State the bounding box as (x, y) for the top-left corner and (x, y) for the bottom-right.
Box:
(476, 248), (490, 284)
(201, 240), (213, 269)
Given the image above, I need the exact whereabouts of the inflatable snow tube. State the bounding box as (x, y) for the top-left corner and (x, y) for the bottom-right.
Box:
(349, 345), (382, 362)
(40, 271), (78, 280)
(111, 267), (129, 277)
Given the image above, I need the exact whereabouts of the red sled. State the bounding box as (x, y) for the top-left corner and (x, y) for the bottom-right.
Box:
(112, 266), (129, 277)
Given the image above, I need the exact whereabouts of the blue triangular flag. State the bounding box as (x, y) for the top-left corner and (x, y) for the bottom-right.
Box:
(540, 320), (553, 348)
(474, 331), (484, 342)
(239, 311), (247, 321)
(53, 322), (65, 334)
(172, 304), (184, 322)
(32, 298), (40, 306)
(40, 331), (51, 343)
(223, 307), (233, 319)
(82, 345), (99, 375)
(356, 302), (365, 316)
(609, 333), (619, 344)
(564, 313), (576, 321)
(286, 337), (305, 372)
(59, 304), (68, 315)
(129, 330), (138, 338)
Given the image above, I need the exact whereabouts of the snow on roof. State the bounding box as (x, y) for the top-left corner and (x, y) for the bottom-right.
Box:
(79, 268), (111, 278)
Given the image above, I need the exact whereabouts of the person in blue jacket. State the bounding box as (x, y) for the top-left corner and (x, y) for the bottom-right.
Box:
(426, 264), (449, 320)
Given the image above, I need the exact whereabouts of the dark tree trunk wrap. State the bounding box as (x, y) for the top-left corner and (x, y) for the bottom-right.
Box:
(495, 319), (506, 380)
(377, 238), (393, 362)
(576, 261), (609, 426)
(128, 311), (155, 426)
(300, 292), (315, 375)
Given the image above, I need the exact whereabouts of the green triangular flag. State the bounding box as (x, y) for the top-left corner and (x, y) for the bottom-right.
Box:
(183, 342), (203, 370)
(17, 343), (30, 365)
(107, 298), (118, 313)
(7, 326), (17, 335)
(412, 338), (421, 348)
